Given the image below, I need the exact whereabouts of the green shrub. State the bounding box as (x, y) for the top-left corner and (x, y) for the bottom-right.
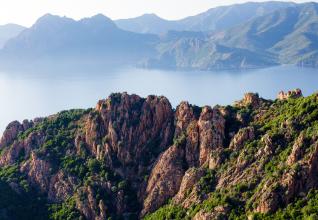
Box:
(87, 158), (101, 173)
(144, 204), (187, 220)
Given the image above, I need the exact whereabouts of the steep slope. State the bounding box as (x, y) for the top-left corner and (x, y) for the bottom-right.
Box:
(177, 1), (295, 32)
(218, 2), (318, 67)
(144, 38), (277, 70)
(0, 93), (174, 219)
(2, 90), (318, 219)
(115, 2), (294, 34)
(147, 2), (318, 70)
(0, 14), (159, 64)
(0, 24), (25, 49)
(1, 2), (317, 71)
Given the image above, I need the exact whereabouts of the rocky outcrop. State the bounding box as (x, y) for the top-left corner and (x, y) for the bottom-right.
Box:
(173, 168), (206, 208)
(174, 102), (198, 137)
(229, 126), (255, 151)
(48, 171), (79, 202)
(175, 102), (200, 167)
(0, 131), (45, 166)
(286, 133), (306, 166)
(254, 182), (282, 213)
(193, 210), (215, 220)
(0, 120), (32, 148)
(234, 93), (260, 108)
(0, 118), (44, 149)
(198, 106), (225, 167)
(253, 138), (318, 214)
(277, 89), (302, 100)
(193, 206), (229, 220)
(20, 152), (52, 193)
(2, 92), (318, 219)
(141, 144), (186, 216)
(76, 185), (108, 220)
(86, 93), (174, 180)
(140, 102), (226, 216)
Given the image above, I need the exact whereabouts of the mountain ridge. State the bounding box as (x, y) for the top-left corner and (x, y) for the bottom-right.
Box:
(146, 2), (318, 70)
(0, 13), (159, 65)
(0, 2), (318, 70)
(115, 1), (296, 34)
(2, 90), (318, 219)
(0, 23), (25, 49)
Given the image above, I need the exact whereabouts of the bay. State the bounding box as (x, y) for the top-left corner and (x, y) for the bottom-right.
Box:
(0, 65), (317, 135)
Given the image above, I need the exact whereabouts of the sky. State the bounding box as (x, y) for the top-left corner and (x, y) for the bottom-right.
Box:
(0, 0), (314, 27)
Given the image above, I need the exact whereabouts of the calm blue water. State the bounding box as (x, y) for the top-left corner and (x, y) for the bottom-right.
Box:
(0, 65), (317, 135)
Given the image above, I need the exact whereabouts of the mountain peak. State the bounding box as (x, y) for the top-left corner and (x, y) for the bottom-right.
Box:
(37, 13), (62, 21)
(139, 13), (164, 21)
(1, 23), (25, 29)
(80, 14), (117, 29)
(90, 13), (113, 22)
(33, 13), (75, 27)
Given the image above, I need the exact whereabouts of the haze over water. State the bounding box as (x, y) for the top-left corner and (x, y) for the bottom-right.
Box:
(0, 65), (317, 135)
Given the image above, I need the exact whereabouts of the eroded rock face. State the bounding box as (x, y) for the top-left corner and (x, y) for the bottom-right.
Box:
(175, 102), (200, 167)
(175, 101), (197, 137)
(141, 144), (186, 216)
(234, 93), (260, 108)
(20, 152), (52, 193)
(0, 121), (25, 148)
(193, 206), (229, 220)
(193, 210), (214, 220)
(0, 93), (224, 218)
(229, 126), (255, 151)
(140, 104), (226, 216)
(76, 185), (108, 220)
(0, 119), (40, 148)
(48, 171), (79, 202)
(253, 139), (318, 214)
(286, 133), (306, 166)
(198, 106), (225, 166)
(173, 167), (205, 205)
(0, 131), (46, 166)
(3, 92), (318, 219)
(277, 89), (302, 100)
(86, 93), (175, 179)
(254, 185), (282, 214)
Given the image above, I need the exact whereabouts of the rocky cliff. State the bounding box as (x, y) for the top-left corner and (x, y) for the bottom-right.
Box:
(1, 90), (318, 219)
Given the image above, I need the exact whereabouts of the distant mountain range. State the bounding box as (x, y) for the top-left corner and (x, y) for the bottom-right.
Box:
(144, 2), (318, 70)
(115, 1), (295, 35)
(0, 24), (25, 49)
(0, 14), (158, 65)
(0, 1), (318, 70)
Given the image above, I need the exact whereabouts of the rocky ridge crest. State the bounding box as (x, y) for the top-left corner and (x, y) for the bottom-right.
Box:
(0, 90), (316, 219)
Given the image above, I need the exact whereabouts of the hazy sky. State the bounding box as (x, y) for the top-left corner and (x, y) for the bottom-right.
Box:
(0, 0), (314, 26)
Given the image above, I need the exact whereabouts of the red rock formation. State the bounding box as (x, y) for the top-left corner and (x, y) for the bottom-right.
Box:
(229, 126), (255, 151)
(277, 89), (303, 100)
(48, 171), (79, 202)
(141, 144), (186, 216)
(198, 106), (225, 166)
(2, 92), (318, 219)
(76, 185), (108, 220)
(234, 92), (260, 108)
(0, 121), (24, 148)
(85, 93), (174, 178)
(173, 167), (205, 206)
(175, 102), (199, 167)
(141, 104), (226, 216)
(20, 152), (52, 193)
